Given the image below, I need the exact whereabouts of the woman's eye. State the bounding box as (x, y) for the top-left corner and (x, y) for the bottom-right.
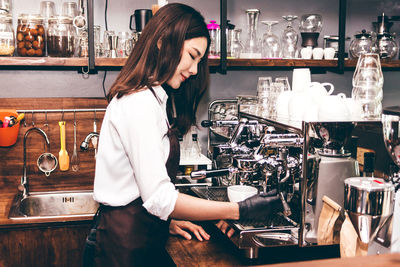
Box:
(189, 53), (195, 60)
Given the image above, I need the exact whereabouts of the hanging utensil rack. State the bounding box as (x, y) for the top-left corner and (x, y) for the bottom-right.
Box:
(16, 108), (106, 113)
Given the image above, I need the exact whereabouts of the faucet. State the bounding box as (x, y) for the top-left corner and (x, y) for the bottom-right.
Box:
(21, 127), (50, 198)
(80, 132), (99, 151)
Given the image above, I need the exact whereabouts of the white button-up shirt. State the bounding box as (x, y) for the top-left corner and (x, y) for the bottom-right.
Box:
(93, 85), (178, 221)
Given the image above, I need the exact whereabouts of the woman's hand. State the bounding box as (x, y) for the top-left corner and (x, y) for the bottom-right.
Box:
(169, 219), (210, 241)
(215, 220), (235, 238)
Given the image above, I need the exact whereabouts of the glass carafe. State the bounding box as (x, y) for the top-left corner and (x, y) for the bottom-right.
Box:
(349, 30), (374, 58)
(281, 15), (298, 58)
(377, 33), (398, 59)
(243, 9), (261, 58)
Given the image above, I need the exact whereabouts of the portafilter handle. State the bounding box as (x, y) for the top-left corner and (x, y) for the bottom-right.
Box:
(190, 168), (237, 180)
(201, 120), (239, 127)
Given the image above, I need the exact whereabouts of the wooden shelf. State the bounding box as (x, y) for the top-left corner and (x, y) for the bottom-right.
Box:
(0, 57), (88, 66)
(226, 58), (338, 67)
(345, 58), (400, 68)
(2, 57), (400, 69)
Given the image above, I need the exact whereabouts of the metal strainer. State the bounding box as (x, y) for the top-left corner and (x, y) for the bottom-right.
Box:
(37, 152), (58, 176)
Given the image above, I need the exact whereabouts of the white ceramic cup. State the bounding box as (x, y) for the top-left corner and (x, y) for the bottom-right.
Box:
(300, 47), (313, 59)
(324, 47), (336, 59)
(312, 47), (324, 59)
(318, 93), (350, 121)
(292, 68), (311, 92)
(227, 185), (258, 202)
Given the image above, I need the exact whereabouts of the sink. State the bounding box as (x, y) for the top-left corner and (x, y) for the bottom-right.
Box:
(8, 190), (99, 220)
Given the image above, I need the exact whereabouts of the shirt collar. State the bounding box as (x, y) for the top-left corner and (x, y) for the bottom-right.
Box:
(152, 85), (168, 104)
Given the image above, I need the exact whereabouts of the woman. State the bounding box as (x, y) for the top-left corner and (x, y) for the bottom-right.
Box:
(90, 3), (282, 266)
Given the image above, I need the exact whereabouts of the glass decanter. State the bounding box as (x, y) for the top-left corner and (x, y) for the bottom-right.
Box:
(261, 20), (281, 58)
(281, 15), (298, 58)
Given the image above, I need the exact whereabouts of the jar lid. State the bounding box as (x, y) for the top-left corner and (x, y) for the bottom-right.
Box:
(354, 29), (372, 38)
(0, 14), (12, 23)
(18, 13), (44, 23)
(48, 15), (73, 24)
(207, 20), (220, 30)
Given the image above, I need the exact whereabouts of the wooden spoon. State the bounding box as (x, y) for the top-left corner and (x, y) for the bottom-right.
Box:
(59, 121), (70, 171)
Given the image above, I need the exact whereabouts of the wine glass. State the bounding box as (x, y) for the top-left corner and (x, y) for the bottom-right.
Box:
(281, 15), (298, 58)
(261, 21), (281, 58)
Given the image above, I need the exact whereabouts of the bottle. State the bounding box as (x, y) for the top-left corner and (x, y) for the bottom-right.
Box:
(363, 152), (375, 177)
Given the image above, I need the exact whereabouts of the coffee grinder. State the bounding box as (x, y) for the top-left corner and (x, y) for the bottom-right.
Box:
(380, 106), (400, 252)
(305, 122), (360, 243)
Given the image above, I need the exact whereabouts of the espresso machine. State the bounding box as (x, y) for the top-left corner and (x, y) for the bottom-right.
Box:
(190, 99), (398, 259)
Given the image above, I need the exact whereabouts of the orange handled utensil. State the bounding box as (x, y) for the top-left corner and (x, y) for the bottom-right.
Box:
(59, 121), (70, 171)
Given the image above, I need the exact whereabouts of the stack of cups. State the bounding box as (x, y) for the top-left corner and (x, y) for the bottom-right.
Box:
(352, 53), (383, 120)
(256, 76), (272, 117)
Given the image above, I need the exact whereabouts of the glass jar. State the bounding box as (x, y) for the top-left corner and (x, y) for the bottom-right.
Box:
(17, 14), (45, 57)
(349, 30), (373, 59)
(0, 14), (14, 56)
(47, 15), (75, 57)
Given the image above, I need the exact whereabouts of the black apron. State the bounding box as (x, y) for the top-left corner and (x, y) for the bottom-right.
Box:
(85, 88), (180, 267)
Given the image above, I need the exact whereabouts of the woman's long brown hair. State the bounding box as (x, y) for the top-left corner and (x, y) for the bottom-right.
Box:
(107, 3), (210, 135)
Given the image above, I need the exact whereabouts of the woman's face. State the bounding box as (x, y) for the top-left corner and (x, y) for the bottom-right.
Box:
(167, 37), (207, 89)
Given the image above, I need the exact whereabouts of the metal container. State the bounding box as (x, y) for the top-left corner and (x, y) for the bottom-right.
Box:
(344, 177), (395, 244)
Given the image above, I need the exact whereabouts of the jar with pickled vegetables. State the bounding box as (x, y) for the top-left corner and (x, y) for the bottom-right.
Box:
(17, 14), (45, 57)
(0, 14), (14, 56)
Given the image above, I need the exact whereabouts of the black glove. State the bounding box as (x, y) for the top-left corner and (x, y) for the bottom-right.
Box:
(238, 189), (283, 222)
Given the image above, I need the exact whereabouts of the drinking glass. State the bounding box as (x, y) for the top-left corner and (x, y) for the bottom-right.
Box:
(267, 82), (284, 118)
(40, 1), (56, 19)
(117, 31), (134, 57)
(275, 77), (291, 91)
(256, 76), (272, 97)
(352, 53), (383, 120)
(94, 25), (103, 57)
(281, 15), (298, 58)
(229, 29), (244, 58)
(103, 30), (116, 58)
(352, 86), (382, 120)
(62, 2), (78, 18)
(352, 53), (383, 88)
(261, 21), (281, 58)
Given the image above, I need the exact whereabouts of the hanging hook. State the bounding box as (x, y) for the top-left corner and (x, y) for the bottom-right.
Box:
(81, 66), (89, 79)
(74, 109), (76, 126)
(61, 109), (65, 121)
(31, 111), (35, 127)
(44, 111), (48, 127)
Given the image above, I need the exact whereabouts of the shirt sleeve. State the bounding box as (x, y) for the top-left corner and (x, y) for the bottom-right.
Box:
(113, 93), (178, 220)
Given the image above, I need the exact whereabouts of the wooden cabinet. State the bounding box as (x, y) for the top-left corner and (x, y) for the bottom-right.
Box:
(0, 222), (91, 267)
